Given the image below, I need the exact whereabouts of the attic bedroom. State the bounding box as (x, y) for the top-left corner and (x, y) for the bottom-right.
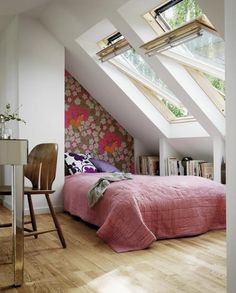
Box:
(0, 0), (235, 292)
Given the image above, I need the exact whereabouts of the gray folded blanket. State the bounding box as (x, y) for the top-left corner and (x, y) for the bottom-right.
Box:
(87, 172), (132, 208)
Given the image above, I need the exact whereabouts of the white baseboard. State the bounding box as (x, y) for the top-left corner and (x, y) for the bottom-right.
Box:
(3, 200), (63, 215)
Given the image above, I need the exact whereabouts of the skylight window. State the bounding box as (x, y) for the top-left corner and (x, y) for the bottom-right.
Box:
(144, 0), (202, 34)
(143, 1), (225, 78)
(96, 33), (193, 121)
(141, 15), (219, 57)
(186, 67), (225, 115)
(142, 0), (225, 115)
(110, 49), (193, 121)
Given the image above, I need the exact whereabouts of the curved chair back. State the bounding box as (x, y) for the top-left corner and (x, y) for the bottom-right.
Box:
(24, 143), (58, 190)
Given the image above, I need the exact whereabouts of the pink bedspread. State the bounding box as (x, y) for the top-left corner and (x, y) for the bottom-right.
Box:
(63, 173), (226, 252)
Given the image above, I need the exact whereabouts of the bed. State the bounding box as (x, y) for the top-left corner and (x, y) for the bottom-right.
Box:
(63, 172), (226, 252)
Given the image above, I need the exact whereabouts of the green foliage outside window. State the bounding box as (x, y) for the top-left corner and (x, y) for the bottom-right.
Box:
(204, 73), (225, 94)
(160, 0), (202, 30)
(163, 100), (187, 118)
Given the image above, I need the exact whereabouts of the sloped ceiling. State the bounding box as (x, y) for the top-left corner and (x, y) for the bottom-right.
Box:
(0, 0), (50, 14)
(198, 0), (224, 38)
(0, 0), (51, 33)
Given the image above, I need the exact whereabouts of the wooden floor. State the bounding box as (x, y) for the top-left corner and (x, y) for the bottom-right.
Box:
(0, 204), (226, 293)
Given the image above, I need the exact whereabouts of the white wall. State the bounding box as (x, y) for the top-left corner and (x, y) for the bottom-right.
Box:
(0, 17), (18, 186)
(2, 16), (65, 213)
(18, 16), (65, 213)
(213, 135), (225, 183)
(225, 0), (236, 291)
(0, 16), (19, 140)
(168, 137), (213, 161)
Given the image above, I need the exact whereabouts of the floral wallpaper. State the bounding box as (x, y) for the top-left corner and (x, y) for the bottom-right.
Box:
(65, 71), (134, 173)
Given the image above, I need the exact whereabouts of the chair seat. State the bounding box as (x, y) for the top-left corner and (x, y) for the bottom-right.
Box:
(0, 185), (55, 195)
(0, 185), (11, 195)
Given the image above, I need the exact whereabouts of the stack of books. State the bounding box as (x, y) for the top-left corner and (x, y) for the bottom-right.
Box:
(186, 160), (205, 176)
(167, 157), (214, 179)
(139, 156), (159, 175)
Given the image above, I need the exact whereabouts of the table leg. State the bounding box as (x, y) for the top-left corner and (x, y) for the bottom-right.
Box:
(12, 165), (24, 287)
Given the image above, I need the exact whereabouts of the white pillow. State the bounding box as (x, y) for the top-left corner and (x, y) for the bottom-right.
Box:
(64, 152), (97, 175)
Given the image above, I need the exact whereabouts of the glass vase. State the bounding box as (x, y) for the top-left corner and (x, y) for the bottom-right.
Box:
(0, 117), (6, 139)
(0, 120), (12, 139)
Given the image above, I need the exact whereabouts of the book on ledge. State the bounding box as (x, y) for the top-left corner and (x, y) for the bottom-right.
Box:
(200, 162), (214, 180)
(167, 157), (184, 176)
(139, 156), (159, 175)
(186, 160), (205, 176)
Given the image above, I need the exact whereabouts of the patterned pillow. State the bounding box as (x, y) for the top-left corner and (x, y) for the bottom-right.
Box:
(64, 152), (97, 175)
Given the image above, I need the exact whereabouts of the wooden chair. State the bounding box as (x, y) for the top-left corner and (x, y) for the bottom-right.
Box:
(0, 143), (66, 248)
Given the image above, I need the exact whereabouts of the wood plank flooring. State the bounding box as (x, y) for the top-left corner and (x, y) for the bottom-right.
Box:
(0, 204), (226, 292)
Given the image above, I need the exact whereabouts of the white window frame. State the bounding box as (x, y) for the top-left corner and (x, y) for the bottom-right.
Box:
(110, 58), (195, 123)
(185, 66), (225, 115)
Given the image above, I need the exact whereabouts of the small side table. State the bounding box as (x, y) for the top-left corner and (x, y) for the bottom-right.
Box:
(0, 139), (28, 286)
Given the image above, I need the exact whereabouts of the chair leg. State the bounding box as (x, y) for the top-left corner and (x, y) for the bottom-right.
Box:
(45, 194), (66, 248)
(27, 194), (38, 239)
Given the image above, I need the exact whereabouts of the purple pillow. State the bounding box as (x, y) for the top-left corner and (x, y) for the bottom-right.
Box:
(65, 152), (97, 175)
(90, 159), (120, 173)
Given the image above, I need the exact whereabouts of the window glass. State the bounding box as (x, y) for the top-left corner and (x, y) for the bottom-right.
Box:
(113, 49), (192, 119)
(185, 67), (225, 114)
(120, 49), (167, 89)
(204, 73), (225, 94)
(156, 0), (202, 30)
(171, 30), (225, 70)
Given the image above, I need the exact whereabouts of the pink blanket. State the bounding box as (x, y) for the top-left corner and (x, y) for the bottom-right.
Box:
(64, 173), (226, 252)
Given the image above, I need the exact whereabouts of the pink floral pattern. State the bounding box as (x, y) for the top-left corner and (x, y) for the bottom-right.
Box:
(65, 105), (89, 128)
(99, 131), (122, 154)
(65, 71), (134, 172)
